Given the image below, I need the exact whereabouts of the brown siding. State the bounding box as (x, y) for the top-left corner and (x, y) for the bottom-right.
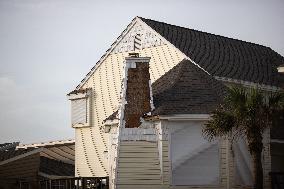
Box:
(124, 62), (151, 128)
(0, 153), (40, 188)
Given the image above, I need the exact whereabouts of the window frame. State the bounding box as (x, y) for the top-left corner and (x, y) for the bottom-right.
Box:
(68, 89), (91, 128)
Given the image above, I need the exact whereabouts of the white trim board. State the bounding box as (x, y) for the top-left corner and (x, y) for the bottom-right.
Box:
(74, 17), (139, 90)
(159, 114), (211, 121)
(17, 139), (75, 149)
(215, 76), (281, 92)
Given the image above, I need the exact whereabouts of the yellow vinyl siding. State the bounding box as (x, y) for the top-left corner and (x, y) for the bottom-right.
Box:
(75, 44), (185, 177)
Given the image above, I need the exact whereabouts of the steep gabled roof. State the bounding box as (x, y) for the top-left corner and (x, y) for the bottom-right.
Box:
(140, 17), (284, 87)
(152, 59), (226, 115)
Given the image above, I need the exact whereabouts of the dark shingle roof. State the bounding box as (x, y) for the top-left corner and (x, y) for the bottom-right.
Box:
(39, 156), (74, 176)
(140, 17), (284, 87)
(152, 59), (227, 115)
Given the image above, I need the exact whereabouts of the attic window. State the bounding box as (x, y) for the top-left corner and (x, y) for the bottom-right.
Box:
(68, 89), (91, 128)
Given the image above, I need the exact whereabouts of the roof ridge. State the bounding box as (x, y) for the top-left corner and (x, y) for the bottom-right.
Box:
(138, 16), (271, 50)
(175, 60), (225, 95)
(152, 59), (186, 94)
(151, 59), (227, 115)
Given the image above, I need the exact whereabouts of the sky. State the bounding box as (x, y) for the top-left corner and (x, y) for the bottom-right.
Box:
(0, 0), (283, 144)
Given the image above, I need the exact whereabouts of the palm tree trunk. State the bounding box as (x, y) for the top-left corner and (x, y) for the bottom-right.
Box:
(252, 151), (263, 189)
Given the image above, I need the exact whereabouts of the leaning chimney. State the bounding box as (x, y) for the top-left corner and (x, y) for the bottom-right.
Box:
(121, 53), (152, 128)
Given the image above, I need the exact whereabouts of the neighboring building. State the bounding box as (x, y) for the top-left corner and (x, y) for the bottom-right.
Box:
(0, 139), (75, 189)
(68, 17), (284, 189)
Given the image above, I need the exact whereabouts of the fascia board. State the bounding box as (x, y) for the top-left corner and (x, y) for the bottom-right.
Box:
(158, 114), (211, 121)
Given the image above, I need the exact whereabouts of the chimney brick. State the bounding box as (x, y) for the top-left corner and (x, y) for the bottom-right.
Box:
(123, 57), (151, 128)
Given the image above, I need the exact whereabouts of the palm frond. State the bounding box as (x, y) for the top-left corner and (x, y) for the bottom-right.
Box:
(269, 91), (284, 108)
(203, 108), (236, 141)
(225, 86), (247, 117)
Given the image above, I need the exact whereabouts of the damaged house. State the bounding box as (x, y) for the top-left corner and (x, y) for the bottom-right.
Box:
(0, 140), (75, 189)
(67, 17), (284, 189)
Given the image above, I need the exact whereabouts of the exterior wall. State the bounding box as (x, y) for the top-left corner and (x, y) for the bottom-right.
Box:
(116, 141), (161, 189)
(111, 120), (272, 189)
(75, 42), (186, 177)
(159, 122), (273, 189)
(0, 153), (40, 189)
(227, 129), (271, 189)
(159, 120), (228, 189)
(113, 119), (230, 189)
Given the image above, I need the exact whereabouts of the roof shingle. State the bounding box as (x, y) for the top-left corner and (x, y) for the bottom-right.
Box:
(140, 17), (284, 87)
(152, 59), (227, 115)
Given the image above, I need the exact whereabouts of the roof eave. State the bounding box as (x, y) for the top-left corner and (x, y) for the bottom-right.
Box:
(144, 114), (211, 121)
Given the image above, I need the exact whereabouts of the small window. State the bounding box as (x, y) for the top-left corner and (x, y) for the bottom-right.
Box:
(68, 89), (91, 128)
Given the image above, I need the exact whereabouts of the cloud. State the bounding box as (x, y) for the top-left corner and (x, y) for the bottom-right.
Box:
(0, 77), (17, 93)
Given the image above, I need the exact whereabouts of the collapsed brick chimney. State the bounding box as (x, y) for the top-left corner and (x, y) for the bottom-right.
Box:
(122, 53), (152, 128)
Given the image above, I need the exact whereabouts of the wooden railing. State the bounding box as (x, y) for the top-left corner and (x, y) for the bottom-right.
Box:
(270, 172), (284, 189)
(38, 177), (109, 189)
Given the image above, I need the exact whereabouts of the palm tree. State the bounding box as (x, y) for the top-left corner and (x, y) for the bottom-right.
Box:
(203, 87), (284, 189)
